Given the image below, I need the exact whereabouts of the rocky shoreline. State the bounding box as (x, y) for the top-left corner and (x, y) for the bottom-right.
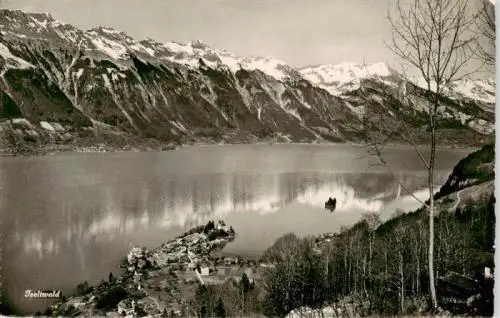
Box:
(0, 117), (181, 156)
(0, 136), (481, 158)
(0, 117), (489, 157)
(0, 143), (178, 157)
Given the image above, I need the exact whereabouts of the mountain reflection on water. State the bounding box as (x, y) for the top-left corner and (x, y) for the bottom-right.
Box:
(10, 171), (439, 256)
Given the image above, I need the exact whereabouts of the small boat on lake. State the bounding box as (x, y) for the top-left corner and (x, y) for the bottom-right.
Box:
(325, 197), (337, 212)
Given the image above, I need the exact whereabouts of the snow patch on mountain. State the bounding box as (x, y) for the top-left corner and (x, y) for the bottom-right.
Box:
(411, 77), (496, 105)
(86, 31), (128, 60)
(345, 101), (365, 118)
(300, 62), (393, 96)
(448, 79), (496, 105)
(232, 56), (291, 81)
(130, 43), (156, 57)
(160, 40), (293, 81)
(468, 119), (495, 134)
(302, 62), (392, 83)
(29, 15), (49, 31)
(303, 61), (495, 105)
(0, 43), (34, 70)
(99, 27), (122, 35)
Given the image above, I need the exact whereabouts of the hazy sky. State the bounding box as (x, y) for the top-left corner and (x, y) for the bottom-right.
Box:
(2, 0), (403, 67)
(1, 0), (495, 75)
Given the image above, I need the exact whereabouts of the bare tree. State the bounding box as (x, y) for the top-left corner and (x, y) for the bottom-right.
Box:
(380, 0), (479, 310)
(476, 0), (496, 66)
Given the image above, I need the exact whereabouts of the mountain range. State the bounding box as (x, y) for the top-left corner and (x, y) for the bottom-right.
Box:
(0, 9), (495, 153)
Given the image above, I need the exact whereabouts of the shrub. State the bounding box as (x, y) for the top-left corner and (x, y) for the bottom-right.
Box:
(95, 286), (128, 310)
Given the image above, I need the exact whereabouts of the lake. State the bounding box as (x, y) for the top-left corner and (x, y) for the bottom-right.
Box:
(0, 144), (472, 312)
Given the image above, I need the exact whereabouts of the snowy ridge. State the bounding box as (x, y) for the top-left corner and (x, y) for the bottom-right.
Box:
(302, 61), (495, 104)
(0, 8), (494, 116)
(301, 62), (392, 84)
(161, 40), (295, 81)
(444, 78), (495, 105)
(411, 77), (496, 105)
(300, 62), (394, 96)
(0, 10), (297, 81)
(0, 43), (34, 70)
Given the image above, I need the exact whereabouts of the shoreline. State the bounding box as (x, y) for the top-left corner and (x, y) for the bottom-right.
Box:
(0, 143), (178, 157)
(0, 139), (481, 157)
(180, 140), (479, 150)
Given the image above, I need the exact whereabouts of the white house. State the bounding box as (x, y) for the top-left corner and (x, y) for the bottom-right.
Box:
(485, 267), (494, 279)
(199, 267), (210, 276)
(117, 299), (135, 316)
(66, 297), (85, 309)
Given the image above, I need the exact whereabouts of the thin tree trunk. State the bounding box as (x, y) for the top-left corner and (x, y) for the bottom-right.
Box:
(355, 252), (359, 294)
(286, 266), (292, 313)
(385, 248), (388, 280)
(369, 234), (372, 278)
(241, 287), (245, 314)
(417, 249), (420, 295)
(363, 255), (368, 298)
(386, 0), (478, 309)
(344, 247), (348, 295)
(399, 250), (405, 314)
(300, 273), (305, 310)
(462, 244), (466, 276)
(320, 307), (325, 318)
(412, 266), (415, 296)
(348, 244), (352, 293)
(428, 112), (438, 310)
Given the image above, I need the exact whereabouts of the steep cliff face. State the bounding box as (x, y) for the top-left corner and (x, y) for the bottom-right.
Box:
(0, 9), (494, 153)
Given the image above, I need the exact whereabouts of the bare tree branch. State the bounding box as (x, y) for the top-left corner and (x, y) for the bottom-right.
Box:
(383, 0), (479, 310)
(475, 0), (496, 66)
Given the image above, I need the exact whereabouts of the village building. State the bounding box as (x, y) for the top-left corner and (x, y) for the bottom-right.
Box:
(117, 299), (135, 316)
(66, 297), (85, 309)
(198, 266), (210, 276)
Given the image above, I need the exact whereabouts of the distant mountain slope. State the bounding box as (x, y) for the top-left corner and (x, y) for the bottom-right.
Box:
(300, 62), (495, 104)
(435, 143), (494, 200)
(0, 9), (494, 153)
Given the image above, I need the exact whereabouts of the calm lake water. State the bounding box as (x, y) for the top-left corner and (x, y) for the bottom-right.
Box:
(0, 144), (472, 312)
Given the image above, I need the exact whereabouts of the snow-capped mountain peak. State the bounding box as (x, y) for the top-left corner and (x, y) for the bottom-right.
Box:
(299, 61), (394, 96)
(0, 9), (494, 105)
(155, 39), (296, 80)
(444, 78), (495, 104)
(94, 26), (124, 36)
(0, 9), (66, 38)
(301, 61), (393, 82)
(0, 9), (340, 83)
